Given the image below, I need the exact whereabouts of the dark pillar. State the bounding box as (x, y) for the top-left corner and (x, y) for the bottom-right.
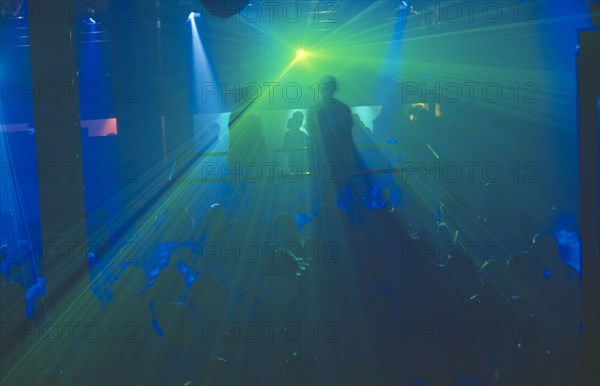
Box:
(156, 1), (194, 174)
(27, 0), (88, 316)
(577, 28), (600, 386)
(108, 1), (162, 220)
(108, 0), (194, 222)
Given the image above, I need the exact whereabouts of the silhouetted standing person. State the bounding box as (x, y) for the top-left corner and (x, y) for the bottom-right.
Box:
(306, 76), (357, 179)
(283, 111), (308, 149)
(283, 111), (309, 168)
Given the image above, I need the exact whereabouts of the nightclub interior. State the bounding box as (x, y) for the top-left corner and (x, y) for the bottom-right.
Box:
(1, 1), (599, 385)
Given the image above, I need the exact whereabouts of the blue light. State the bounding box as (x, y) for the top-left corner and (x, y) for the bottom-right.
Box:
(187, 12), (201, 22)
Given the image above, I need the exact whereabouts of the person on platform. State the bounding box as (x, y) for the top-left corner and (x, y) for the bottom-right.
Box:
(283, 111), (309, 168)
(305, 75), (358, 180)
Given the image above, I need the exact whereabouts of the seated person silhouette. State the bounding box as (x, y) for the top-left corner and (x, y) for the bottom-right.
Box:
(306, 75), (358, 180)
(283, 111), (309, 167)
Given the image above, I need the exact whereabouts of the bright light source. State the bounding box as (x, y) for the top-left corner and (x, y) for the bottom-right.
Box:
(282, 48), (311, 75)
(296, 49), (307, 60)
(187, 12), (201, 21)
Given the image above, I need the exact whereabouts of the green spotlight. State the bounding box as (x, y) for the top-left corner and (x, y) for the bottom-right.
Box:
(296, 49), (307, 60)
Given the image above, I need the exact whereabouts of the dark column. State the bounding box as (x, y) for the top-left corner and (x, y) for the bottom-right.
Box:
(107, 1), (162, 221)
(27, 0), (88, 316)
(156, 1), (194, 175)
(107, 0), (194, 222)
(577, 28), (599, 386)
(107, 1), (193, 220)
